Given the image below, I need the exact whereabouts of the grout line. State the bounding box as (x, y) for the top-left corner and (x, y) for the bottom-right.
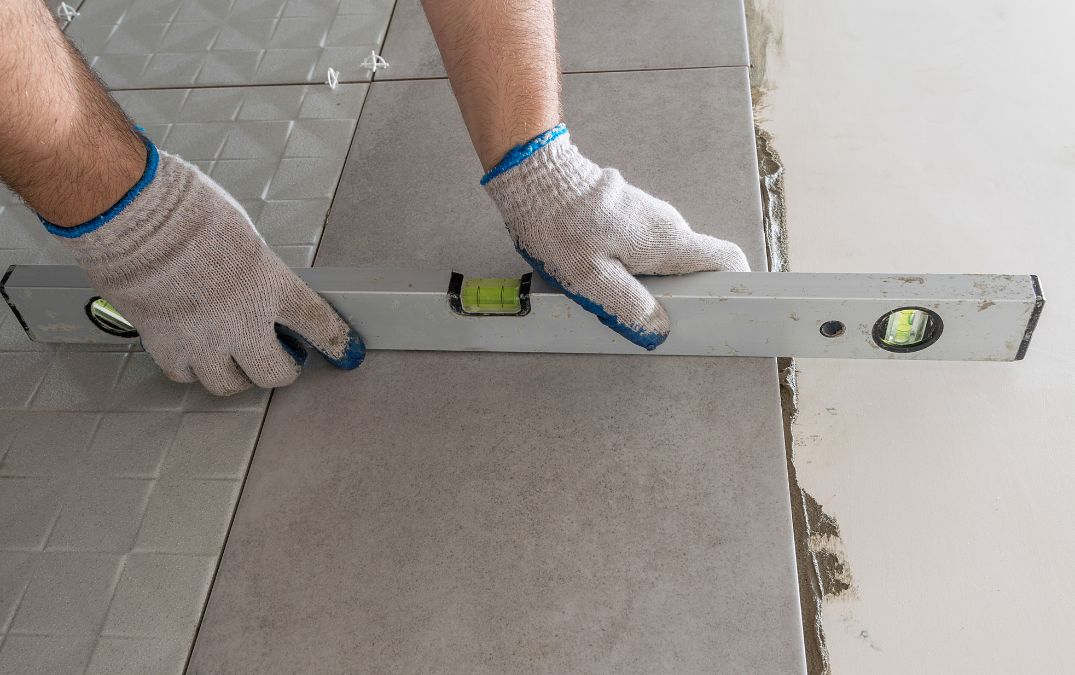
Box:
(100, 64), (746, 93)
(309, 81), (375, 265)
(106, 79), (373, 94)
(373, 62), (751, 83)
(370, 0), (403, 85)
(182, 387), (276, 673)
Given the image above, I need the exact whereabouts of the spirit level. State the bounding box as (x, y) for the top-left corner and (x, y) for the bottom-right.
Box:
(1, 265), (1044, 361)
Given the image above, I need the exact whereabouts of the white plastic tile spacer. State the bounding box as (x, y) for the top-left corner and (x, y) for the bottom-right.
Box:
(326, 67), (340, 89)
(56, 1), (79, 22)
(360, 51), (390, 75)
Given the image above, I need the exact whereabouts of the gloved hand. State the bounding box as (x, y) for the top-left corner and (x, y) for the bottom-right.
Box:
(41, 136), (364, 396)
(483, 124), (750, 350)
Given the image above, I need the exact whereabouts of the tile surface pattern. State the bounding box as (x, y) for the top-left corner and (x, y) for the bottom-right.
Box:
(0, 78), (359, 675)
(2, 3), (371, 674)
(65, 0), (395, 88)
(113, 83), (368, 266)
(0, 357), (264, 671)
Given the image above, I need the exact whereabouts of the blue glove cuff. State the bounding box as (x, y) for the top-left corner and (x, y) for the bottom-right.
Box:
(480, 123), (567, 185)
(39, 132), (160, 239)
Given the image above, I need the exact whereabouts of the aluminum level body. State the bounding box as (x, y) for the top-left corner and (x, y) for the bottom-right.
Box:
(1, 266), (1044, 361)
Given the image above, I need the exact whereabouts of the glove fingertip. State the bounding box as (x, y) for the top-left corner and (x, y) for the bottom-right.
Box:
(322, 328), (366, 371)
(697, 233), (751, 272)
(599, 314), (668, 350)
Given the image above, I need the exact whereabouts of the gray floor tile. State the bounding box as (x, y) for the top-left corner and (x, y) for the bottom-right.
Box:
(109, 354), (190, 411)
(271, 245), (317, 267)
(86, 637), (187, 675)
(9, 553), (122, 635)
(0, 311), (48, 353)
(188, 354), (804, 673)
(46, 479), (153, 552)
(0, 480), (65, 551)
(134, 480), (241, 555)
(112, 84), (367, 264)
(102, 554), (215, 638)
(160, 413), (262, 479)
(0, 188), (73, 267)
(81, 413), (182, 478)
(193, 60), (802, 671)
(0, 635), (95, 675)
(66, 0), (395, 88)
(29, 353), (126, 411)
(0, 354), (51, 410)
(378, 0), (749, 80)
(183, 385), (271, 412)
(317, 69), (766, 274)
(0, 553), (34, 632)
(1, 413), (100, 477)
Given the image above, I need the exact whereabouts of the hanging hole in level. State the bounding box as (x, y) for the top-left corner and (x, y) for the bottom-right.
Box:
(819, 320), (845, 338)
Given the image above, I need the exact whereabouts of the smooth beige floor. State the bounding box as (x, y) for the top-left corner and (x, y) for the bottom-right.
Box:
(759, 1), (1075, 672)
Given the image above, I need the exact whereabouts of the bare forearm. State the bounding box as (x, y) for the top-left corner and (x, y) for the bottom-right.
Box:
(0, 0), (145, 226)
(421, 0), (562, 170)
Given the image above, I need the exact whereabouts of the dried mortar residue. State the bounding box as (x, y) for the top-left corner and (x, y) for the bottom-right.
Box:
(748, 2), (854, 673)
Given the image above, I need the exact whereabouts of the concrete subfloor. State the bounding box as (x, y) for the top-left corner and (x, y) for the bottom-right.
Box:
(0, 0), (807, 672)
(753, 0), (1075, 672)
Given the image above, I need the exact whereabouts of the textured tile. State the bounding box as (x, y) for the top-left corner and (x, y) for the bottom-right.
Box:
(81, 413), (182, 478)
(112, 85), (367, 264)
(46, 479), (153, 552)
(189, 354), (804, 673)
(0, 187), (72, 267)
(1, 413), (99, 477)
(0, 412), (21, 459)
(67, 0), (394, 88)
(378, 0), (749, 80)
(0, 635), (95, 675)
(0, 354), (51, 409)
(161, 413), (261, 479)
(102, 554), (215, 638)
(271, 245), (317, 267)
(0, 310), (49, 353)
(9, 553), (122, 634)
(109, 354), (189, 411)
(86, 637), (187, 675)
(318, 69), (766, 274)
(0, 479), (65, 550)
(183, 385), (271, 412)
(29, 353), (126, 411)
(134, 480), (241, 554)
(0, 552), (34, 632)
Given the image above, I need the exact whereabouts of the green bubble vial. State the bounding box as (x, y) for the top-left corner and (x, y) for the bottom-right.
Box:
(460, 277), (523, 315)
(880, 308), (930, 347)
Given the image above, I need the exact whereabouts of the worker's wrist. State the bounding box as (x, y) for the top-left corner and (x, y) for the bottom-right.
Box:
(482, 125), (602, 224)
(39, 133), (158, 239)
(480, 123), (568, 185)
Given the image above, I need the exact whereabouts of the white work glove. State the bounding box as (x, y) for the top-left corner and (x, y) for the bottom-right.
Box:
(41, 137), (364, 396)
(483, 125), (750, 350)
